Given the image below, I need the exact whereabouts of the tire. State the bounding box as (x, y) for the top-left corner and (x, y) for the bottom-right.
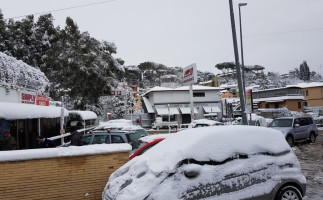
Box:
(308, 132), (316, 143)
(275, 185), (302, 200)
(286, 135), (294, 147)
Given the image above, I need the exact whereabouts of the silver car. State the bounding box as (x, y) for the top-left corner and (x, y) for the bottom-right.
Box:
(103, 126), (306, 200)
(269, 116), (318, 146)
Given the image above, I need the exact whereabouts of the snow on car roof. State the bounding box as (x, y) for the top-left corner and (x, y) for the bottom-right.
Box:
(130, 126), (290, 174)
(191, 119), (222, 125)
(94, 119), (136, 130)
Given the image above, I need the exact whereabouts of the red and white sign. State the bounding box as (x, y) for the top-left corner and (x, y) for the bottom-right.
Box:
(183, 63), (197, 85)
(36, 95), (50, 106)
(21, 93), (36, 104)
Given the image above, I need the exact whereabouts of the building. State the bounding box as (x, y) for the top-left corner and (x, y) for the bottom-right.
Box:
(141, 85), (222, 125)
(252, 86), (304, 112)
(0, 86), (68, 149)
(295, 82), (323, 107)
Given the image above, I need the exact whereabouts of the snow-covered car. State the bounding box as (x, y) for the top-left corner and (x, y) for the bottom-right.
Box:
(103, 126), (306, 200)
(189, 119), (224, 128)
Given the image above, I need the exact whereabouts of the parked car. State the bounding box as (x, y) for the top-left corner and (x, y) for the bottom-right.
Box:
(189, 119), (224, 128)
(82, 128), (148, 145)
(152, 117), (178, 130)
(269, 116), (318, 146)
(129, 134), (168, 160)
(103, 126), (306, 200)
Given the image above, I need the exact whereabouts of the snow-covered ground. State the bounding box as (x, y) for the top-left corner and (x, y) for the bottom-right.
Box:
(293, 130), (323, 200)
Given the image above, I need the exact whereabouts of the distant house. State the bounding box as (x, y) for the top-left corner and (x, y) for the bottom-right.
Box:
(293, 82), (323, 107)
(252, 86), (304, 112)
(142, 85), (222, 125)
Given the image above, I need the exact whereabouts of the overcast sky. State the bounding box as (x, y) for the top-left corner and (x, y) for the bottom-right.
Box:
(1, 0), (323, 75)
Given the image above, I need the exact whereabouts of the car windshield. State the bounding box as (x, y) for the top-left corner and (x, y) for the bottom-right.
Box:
(130, 140), (148, 155)
(126, 129), (148, 142)
(270, 119), (293, 127)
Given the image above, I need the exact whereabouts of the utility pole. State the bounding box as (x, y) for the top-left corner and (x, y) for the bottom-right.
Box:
(229, 0), (247, 125)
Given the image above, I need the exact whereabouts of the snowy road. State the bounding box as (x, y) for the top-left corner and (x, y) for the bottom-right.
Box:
(293, 130), (323, 200)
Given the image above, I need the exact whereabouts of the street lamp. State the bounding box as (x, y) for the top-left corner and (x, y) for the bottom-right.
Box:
(228, 0), (248, 125)
(239, 3), (247, 101)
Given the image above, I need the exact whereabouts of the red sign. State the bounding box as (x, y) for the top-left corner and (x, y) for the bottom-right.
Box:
(36, 95), (49, 106)
(184, 68), (193, 78)
(21, 93), (36, 104)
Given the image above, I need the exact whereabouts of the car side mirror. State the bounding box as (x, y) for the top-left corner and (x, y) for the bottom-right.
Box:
(294, 124), (300, 128)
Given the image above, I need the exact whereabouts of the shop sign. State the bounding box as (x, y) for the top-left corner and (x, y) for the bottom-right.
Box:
(36, 95), (49, 106)
(183, 63), (197, 85)
(245, 89), (253, 113)
(21, 92), (36, 104)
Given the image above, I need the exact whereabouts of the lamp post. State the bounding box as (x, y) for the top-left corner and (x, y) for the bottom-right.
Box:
(239, 3), (247, 101)
(228, 0), (247, 125)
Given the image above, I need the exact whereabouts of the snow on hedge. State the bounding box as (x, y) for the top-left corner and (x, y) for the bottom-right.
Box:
(0, 52), (49, 92)
(0, 144), (131, 162)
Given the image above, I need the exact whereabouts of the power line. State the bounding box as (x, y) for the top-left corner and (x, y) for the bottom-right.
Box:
(4, 0), (118, 20)
(244, 27), (323, 37)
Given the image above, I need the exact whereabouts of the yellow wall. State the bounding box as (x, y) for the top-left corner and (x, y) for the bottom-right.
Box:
(258, 99), (304, 112)
(0, 152), (129, 200)
(221, 92), (233, 99)
(302, 87), (323, 107)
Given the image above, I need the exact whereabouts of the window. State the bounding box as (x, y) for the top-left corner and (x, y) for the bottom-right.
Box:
(274, 103), (279, 108)
(92, 135), (109, 144)
(265, 103), (269, 108)
(270, 119), (293, 127)
(193, 92), (205, 97)
(306, 90), (309, 96)
(298, 102), (302, 109)
(299, 118), (308, 126)
(111, 135), (124, 143)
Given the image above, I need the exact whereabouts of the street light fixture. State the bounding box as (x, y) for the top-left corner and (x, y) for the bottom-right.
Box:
(239, 3), (247, 102)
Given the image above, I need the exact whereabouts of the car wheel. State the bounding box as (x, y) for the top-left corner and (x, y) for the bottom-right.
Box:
(286, 135), (294, 147)
(275, 185), (302, 200)
(308, 132), (316, 143)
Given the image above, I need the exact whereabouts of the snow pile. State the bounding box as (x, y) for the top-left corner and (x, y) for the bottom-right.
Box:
(0, 144), (131, 162)
(0, 52), (49, 93)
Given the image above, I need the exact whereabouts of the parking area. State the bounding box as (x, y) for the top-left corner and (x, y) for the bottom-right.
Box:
(293, 129), (323, 200)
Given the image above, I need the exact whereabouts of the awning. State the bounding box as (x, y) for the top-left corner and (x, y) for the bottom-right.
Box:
(179, 107), (198, 114)
(68, 110), (97, 120)
(142, 97), (154, 113)
(0, 102), (68, 120)
(203, 106), (221, 113)
(155, 107), (179, 115)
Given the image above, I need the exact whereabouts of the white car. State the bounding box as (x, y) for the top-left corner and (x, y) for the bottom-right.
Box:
(189, 119), (224, 128)
(103, 126), (306, 200)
